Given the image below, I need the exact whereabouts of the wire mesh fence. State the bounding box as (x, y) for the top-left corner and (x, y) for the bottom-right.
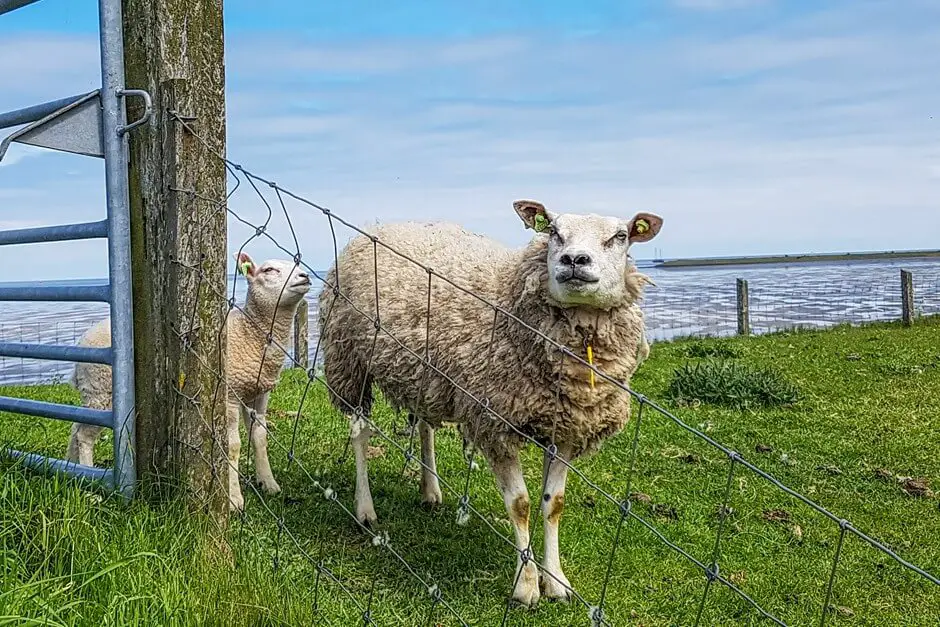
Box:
(1, 112), (938, 623)
(74, 111), (932, 626)
(2, 261), (938, 386)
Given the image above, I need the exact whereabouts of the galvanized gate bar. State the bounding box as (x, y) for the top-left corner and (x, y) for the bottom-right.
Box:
(0, 220), (109, 246)
(0, 0), (140, 498)
(0, 396), (112, 428)
(99, 0), (137, 498)
(5, 449), (113, 486)
(0, 0), (42, 17)
(0, 92), (92, 130)
(0, 342), (111, 364)
(0, 285), (110, 302)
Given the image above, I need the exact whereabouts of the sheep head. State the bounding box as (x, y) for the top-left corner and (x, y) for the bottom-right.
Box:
(514, 199), (662, 309)
(235, 252), (311, 310)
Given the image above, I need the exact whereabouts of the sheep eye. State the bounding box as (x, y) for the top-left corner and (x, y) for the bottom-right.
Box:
(615, 231), (628, 242)
(262, 267), (277, 274)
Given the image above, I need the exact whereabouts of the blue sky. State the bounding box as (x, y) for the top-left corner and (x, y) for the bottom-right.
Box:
(1, 0), (938, 281)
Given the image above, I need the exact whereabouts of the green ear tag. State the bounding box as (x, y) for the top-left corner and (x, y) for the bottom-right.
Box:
(533, 213), (549, 233)
(635, 218), (649, 235)
(239, 261), (252, 275)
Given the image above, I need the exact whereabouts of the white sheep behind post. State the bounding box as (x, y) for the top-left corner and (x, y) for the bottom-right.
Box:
(67, 252), (311, 511)
(318, 200), (662, 607)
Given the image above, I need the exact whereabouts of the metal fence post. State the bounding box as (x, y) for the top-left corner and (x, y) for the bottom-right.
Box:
(736, 278), (750, 336)
(99, 0), (137, 500)
(901, 269), (914, 326)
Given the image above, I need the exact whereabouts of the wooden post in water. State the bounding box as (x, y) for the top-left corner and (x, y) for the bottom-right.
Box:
(294, 298), (309, 369)
(901, 269), (914, 326)
(124, 0), (229, 524)
(736, 278), (750, 336)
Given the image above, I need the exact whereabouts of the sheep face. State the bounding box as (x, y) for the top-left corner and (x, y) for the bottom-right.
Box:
(514, 200), (662, 309)
(235, 252), (312, 308)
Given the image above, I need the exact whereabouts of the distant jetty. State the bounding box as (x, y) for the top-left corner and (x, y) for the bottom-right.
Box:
(651, 249), (940, 269)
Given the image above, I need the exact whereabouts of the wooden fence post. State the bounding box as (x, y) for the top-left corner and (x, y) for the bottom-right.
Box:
(124, 0), (229, 524)
(901, 269), (914, 326)
(736, 278), (750, 336)
(294, 298), (309, 369)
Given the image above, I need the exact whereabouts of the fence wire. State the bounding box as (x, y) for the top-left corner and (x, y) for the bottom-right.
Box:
(147, 110), (940, 626)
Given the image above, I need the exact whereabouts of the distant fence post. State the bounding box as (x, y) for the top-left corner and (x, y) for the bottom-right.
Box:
(293, 298), (309, 369)
(124, 0), (229, 524)
(736, 278), (750, 336)
(901, 269), (914, 326)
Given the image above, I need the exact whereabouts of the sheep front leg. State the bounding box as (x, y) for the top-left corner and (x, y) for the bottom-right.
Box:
(490, 453), (540, 607)
(540, 445), (573, 601)
(227, 399), (245, 512)
(350, 413), (377, 525)
(245, 392), (280, 495)
(66, 423), (104, 467)
(418, 418), (443, 506)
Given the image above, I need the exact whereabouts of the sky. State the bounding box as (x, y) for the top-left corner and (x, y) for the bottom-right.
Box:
(0, 0), (938, 281)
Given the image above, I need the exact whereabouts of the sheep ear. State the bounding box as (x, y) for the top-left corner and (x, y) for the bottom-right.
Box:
(235, 252), (257, 277)
(513, 200), (553, 232)
(628, 212), (663, 243)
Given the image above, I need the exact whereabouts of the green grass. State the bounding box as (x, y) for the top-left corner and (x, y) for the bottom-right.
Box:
(667, 359), (801, 409)
(2, 319), (939, 626)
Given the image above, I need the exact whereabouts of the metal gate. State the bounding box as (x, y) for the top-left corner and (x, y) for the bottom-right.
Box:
(0, 0), (146, 497)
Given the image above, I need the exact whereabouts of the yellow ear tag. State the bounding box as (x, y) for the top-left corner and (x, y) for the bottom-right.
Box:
(635, 219), (649, 235)
(586, 343), (595, 390)
(239, 261), (252, 276)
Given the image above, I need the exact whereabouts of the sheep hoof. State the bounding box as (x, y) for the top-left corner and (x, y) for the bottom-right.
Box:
(356, 505), (378, 528)
(420, 485), (443, 508)
(257, 477), (281, 496)
(541, 572), (572, 602)
(229, 493), (245, 513)
(511, 562), (541, 608)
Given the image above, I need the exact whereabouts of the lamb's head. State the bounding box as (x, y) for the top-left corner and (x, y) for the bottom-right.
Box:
(235, 252), (311, 310)
(514, 199), (662, 309)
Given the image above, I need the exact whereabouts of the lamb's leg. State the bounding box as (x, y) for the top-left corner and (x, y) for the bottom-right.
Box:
(350, 413), (377, 525)
(227, 399), (245, 512)
(490, 452), (540, 607)
(418, 418), (442, 506)
(66, 423), (104, 467)
(540, 444), (573, 601)
(244, 391), (280, 495)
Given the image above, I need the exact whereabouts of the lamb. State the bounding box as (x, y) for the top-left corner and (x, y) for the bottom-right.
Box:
(66, 252), (311, 511)
(318, 199), (662, 607)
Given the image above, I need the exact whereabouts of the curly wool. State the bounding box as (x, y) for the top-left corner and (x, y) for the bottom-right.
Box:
(319, 221), (650, 463)
(72, 303), (295, 411)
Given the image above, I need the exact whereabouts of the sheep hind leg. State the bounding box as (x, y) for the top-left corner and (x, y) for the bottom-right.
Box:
(490, 452), (540, 607)
(540, 444), (573, 601)
(245, 391), (280, 496)
(67, 423), (104, 467)
(417, 418), (442, 506)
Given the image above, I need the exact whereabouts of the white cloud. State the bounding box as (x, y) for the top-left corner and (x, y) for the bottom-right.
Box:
(0, 144), (45, 168)
(2, 0), (939, 281)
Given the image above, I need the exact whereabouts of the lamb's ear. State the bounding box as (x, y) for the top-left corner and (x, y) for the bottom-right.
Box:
(235, 252), (257, 278)
(513, 199), (553, 233)
(627, 212), (663, 243)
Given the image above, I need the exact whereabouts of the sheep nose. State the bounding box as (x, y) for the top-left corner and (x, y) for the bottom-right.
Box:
(560, 252), (593, 267)
(298, 272), (309, 280)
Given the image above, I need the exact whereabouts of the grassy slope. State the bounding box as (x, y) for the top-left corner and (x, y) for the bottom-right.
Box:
(1, 319), (938, 626)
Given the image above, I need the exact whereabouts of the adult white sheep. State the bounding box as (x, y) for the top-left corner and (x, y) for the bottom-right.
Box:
(67, 252), (311, 511)
(318, 200), (662, 606)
